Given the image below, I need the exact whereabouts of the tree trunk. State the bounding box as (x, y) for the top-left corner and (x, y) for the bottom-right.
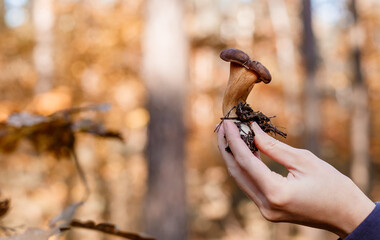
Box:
(0, 0), (5, 29)
(300, 1), (325, 239)
(302, 0), (320, 156)
(142, 0), (188, 239)
(32, 0), (55, 93)
(348, 0), (370, 194)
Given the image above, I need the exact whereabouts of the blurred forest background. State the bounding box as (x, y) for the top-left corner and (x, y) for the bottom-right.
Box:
(0, 0), (380, 239)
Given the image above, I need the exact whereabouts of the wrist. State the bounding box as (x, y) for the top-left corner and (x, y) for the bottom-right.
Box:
(335, 189), (375, 238)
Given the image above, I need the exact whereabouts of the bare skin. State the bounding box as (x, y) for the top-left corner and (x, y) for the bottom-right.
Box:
(217, 120), (375, 239)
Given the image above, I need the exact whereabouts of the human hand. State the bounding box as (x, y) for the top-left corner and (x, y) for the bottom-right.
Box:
(217, 121), (375, 238)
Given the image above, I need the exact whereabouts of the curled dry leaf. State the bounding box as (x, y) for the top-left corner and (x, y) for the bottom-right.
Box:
(0, 201), (83, 240)
(0, 228), (58, 240)
(0, 104), (121, 202)
(0, 103), (122, 158)
(49, 201), (84, 229)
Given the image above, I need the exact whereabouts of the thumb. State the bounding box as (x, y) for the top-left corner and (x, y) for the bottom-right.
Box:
(251, 122), (300, 170)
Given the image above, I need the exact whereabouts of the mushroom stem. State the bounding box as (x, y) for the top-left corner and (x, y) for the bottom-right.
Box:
(222, 63), (259, 117)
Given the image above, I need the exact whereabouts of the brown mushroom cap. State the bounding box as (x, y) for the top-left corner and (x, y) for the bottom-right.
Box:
(220, 48), (250, 67)
(220, 48), (272, 84)
(220, 48), (273, 116)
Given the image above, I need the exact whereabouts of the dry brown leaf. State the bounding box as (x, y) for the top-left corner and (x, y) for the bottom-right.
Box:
(0, 201), (83, 240)
(0, 104), (122, 158)
(50, 202), (84, 229)
(0, 228), (59, 240)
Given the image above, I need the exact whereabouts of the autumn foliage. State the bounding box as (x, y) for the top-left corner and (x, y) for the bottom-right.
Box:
(0, 0), (380, 240)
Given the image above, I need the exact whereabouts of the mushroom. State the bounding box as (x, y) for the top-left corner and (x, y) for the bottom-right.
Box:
(220, 48), (271, 117)
(219, 48), (274, 152)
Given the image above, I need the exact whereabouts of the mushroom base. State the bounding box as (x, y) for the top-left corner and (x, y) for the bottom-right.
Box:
(216, 102), (287, 154)
(225, 121), (257, 153)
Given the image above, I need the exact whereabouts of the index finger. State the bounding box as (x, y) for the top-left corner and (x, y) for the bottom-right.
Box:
(223, 121), (279, 191)
(251, 122), (301, 170)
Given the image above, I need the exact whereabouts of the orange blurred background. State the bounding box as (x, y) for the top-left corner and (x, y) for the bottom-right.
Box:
(0, 0), (380, 239)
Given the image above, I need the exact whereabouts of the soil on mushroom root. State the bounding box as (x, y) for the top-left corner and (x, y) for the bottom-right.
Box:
(215, 102), (287, 153)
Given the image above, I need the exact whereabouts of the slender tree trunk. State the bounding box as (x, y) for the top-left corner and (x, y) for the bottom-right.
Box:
(0, 0), (5, 29)
(348, 0), (370, 194)
(299, 1), (325, 239)
(142, 0), (188, 239)
(302, 0), (320, 156)
(32, 0), (55, 93)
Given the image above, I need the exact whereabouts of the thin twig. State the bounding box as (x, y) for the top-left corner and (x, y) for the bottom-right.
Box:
(70, 149), (90, 201)
(68, 220), (155, 240)
(214, 106), (236, 133)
